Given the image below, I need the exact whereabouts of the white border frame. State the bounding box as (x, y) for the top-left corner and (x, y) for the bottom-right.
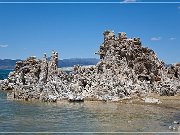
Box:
(0, 1), (180, 134)
(0, 1), (180, 3)
(0, 131), (180, 134)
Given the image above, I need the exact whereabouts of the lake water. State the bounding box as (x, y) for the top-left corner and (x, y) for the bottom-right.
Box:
(0, 70), (180, 133)
(0, 69), (13, 80)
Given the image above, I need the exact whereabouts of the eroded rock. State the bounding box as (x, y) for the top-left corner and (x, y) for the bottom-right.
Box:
(0, 30), (179, 102)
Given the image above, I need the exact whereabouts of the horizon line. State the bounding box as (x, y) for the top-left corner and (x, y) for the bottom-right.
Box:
(0, 1), (180, 4)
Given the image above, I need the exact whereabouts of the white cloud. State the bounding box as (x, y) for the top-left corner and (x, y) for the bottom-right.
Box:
(123, 0), (137, 2)
(150, 37), (161, 41)
(169, 37), (176, 40)
(0, 44), (8, 48)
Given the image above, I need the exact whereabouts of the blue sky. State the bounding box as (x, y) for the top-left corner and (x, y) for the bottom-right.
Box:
(0, 0), (180, 64)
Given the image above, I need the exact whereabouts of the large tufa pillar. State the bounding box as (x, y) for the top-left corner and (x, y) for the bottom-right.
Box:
(50, 50), (58, 70)
(95, 43), (106, 59)
(95, 30), (115, 59)
(54, 51), (59, 67)
(103, 30), (115, 41)
(39, 53), (48, 83)
(118, 32), (127, 41)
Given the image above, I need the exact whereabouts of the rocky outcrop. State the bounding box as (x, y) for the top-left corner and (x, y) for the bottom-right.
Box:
(169, 121), (180, 131)
(0, 30), (179, 102)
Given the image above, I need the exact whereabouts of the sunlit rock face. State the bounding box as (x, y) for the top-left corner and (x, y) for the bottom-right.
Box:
(0, 30), (179, 102)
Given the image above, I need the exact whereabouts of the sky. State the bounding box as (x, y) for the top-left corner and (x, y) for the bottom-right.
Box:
(0, 0), (180, 64)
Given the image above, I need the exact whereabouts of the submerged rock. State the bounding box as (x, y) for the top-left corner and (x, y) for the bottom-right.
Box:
(0, 30), (179, 102)
(174, 121), (179, 124)
(143, 97), (161, 104)
(169, 121), (180, 131)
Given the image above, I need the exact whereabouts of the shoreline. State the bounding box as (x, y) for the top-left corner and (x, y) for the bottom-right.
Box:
(1, 89), (179, 110)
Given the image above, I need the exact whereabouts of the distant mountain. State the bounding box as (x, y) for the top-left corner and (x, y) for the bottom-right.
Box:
(59, 58), (99, 67)
(0, 59), (21, 69)
(0, 58), (99, 69)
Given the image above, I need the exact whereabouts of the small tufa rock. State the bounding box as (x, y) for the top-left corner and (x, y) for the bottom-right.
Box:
(169, 121), (180, 131)
(68, 94), (84, 102)
(174, 121), (179, 124)
(48, 95), (57, 102)
(143, 97), (161, 104)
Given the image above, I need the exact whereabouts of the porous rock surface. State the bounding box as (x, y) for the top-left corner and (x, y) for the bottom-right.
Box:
(0, 30), (179, 102)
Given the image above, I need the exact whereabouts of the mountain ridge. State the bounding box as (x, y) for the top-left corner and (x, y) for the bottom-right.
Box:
(0, 58), (99, 69)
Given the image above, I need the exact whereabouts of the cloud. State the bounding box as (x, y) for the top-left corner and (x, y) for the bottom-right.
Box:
(0, 44), (8, 48)
(123, 0), (137, 2)
(169, 37), (176, 40)
(150, 37), (161, 41)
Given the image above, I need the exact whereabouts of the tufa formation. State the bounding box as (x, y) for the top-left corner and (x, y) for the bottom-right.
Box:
(0, 31), (180, 102)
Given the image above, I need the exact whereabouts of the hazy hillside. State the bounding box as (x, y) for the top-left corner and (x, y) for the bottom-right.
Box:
(0, 58), (99, 69)
(59, 58), (99, 67)
(0, 59), (21, 69)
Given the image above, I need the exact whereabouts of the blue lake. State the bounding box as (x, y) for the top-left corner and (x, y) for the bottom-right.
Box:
(0, 69), (179, 133)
